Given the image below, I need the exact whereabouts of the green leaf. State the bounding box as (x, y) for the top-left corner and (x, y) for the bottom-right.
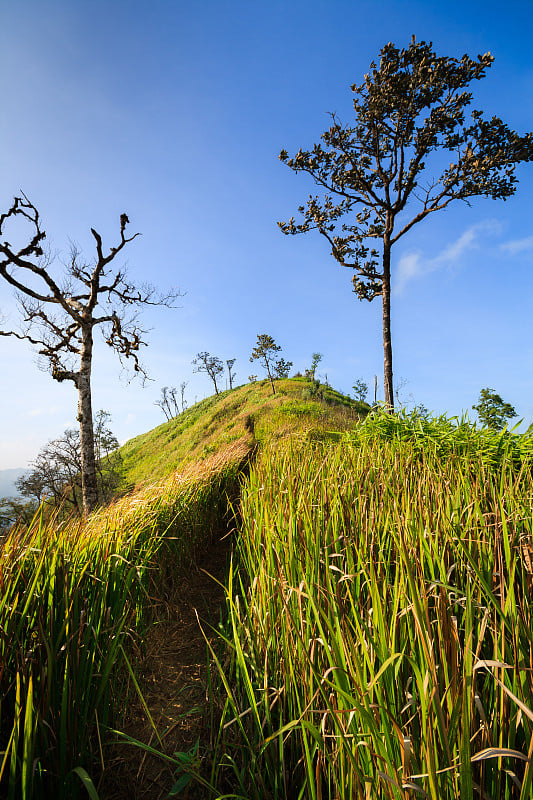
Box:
(71, 767), (101, 800)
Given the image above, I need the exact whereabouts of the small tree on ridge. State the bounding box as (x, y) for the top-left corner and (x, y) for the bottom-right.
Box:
(306, 352), (322, 381)
(192, 351), (224, 395)
(250, 334), (282, 395)
(353, 379), (368, 403)
(472, 388), (517, 430)
(226, 358), (236, 390)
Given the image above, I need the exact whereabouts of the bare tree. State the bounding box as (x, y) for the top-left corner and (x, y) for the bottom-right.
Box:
(16, 410), (122, 511)
(192, 351), (224, 395)
(226, 358), (236, 390)
(0, 195), (179, 513)
(155, 386), (180, 420)
(279, 38), (533, 409)
(180, 380), (188, 412)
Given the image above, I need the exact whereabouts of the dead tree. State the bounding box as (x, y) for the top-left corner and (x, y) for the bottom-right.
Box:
(192, 351), (224, 395)
(179, 381), (188, 412)
(155, 386), (180, 420)
(0, 194), (179, 513)
(226, 358), (236, 390)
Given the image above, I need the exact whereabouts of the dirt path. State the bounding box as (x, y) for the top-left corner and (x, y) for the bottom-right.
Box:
(100, 533), (233, 799)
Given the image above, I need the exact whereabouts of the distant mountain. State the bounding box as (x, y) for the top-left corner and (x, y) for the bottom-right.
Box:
(0, 468), (27, 499)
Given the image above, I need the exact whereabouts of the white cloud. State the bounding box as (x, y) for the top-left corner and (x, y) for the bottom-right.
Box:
(394, 220), (502, 295)
(500, 235), (533, 256)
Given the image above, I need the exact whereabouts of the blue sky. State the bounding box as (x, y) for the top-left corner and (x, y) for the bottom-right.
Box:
(1, 0), (532, 470)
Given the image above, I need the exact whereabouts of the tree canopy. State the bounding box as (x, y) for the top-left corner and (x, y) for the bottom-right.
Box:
(279, 37), (533, 409)
(472, 388), (517, 430)
(250, 334), (283, 394)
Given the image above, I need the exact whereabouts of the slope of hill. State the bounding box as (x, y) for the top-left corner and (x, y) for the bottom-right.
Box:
(2, 379), (533, 800)
(0, 377), (368, 799)
(117, 377), (368, 487)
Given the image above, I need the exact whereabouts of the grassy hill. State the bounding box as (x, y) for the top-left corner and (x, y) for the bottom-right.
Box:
(2, 379), (533, 799)
(117, 376), (368, 486)
(0, 377), (368, 799)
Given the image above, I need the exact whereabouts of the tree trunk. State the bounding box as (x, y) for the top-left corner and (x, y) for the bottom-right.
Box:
(382, 240), (394, 411)
(266, 362), (276, 395)
(78, 326), (99, 513)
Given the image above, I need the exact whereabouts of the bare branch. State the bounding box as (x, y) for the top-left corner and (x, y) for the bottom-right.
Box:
(0, 196), (180, 512)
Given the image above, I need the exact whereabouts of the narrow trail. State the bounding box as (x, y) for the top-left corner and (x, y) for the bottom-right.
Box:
(101, 533), (234, 800)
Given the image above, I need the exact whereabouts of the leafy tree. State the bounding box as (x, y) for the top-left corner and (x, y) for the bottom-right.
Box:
(226, 358), (236, 390)
(305, 352), (322, 381)
(0, 195), (179, 512)
(16, 410), (122, 511)
(275, 358), (293, 379)
(353, 379), (368, 403)
(192, 351), (224, 395)
(250, 334), (282, 394)
(472, 388), (517, 430)
(279, 38), (533, 410)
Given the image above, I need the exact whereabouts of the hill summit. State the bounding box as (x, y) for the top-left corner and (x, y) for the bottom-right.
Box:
(117, 376), (369, 488)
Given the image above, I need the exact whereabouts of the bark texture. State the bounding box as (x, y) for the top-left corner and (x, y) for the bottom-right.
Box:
(382, 241), (394, 411)
(78, 327), (99, 513)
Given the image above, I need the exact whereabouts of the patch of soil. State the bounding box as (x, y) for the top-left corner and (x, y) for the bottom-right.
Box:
(99, 533), (233, 799)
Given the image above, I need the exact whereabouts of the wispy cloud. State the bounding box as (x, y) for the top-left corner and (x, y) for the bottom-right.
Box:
(394, 220), (502, 295)
(500, 235), (533, 256)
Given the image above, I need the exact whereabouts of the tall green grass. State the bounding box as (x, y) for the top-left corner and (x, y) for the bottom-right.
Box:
(207, 417), (533, 799)
(0, 441), (248, 799)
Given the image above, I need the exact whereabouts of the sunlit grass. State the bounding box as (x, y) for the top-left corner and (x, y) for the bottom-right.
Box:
(207, 414), (533, 799)
(0, 439), (250, 799)
(117, 377), (366, 486)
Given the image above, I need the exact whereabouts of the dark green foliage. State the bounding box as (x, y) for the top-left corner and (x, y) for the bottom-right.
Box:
(352, 379), (368, 402)
(307, 377), (321, 397)
(250, 334), (283, 394)
(356, 407), (531, 466)
(274, 358), (293, 379)
(472, 387), (517, 430)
